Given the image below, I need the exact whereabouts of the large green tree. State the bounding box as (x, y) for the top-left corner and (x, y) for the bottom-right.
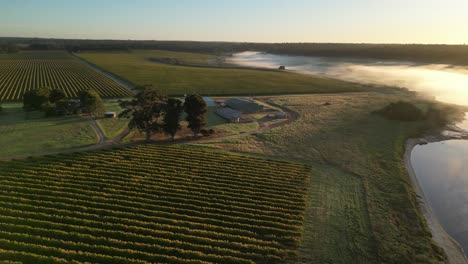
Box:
(23, 87), (50, 110)
(79, 89), (104, 115)
(49, 88), (66, 104)
(119, 86), (167, 141)
(184, 94), (207, 138)
(163, 98), (184, 140)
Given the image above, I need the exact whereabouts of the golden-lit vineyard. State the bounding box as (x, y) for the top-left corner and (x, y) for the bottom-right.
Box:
(0, 51), (133, 100)
(0, 145), (310, 263)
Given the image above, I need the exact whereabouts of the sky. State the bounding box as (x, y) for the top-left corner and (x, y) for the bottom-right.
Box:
(1, 0), (468, 44)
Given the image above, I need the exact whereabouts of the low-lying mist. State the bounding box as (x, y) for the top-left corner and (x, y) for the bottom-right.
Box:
(229, 52), (468, 106)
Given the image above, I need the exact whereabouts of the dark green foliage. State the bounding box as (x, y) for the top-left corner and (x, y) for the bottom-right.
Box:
(0, 44), (19, 53)
(42, 103), (57, 117)
(0, 104), (2, 113)
(119, 86), (167, 141)
(79, 89), (104, 115)
(425, 105), (453, 128)
(163, 98), (184, 140)
(184, 95), (207, 137)
(375, 101), (425, 121)
(22, 87), (51, 111)
(200, 129), (215, 137)
(49, 89), (66, 104)
(54, 100), (81, 116)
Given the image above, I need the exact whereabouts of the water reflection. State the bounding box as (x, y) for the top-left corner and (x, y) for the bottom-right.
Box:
(229, 52), (468, 106)
(412, 140), (468, 254)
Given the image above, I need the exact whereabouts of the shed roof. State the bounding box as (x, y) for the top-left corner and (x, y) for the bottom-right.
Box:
(225, 98), (263, 113)
(215, 107), (242, 121)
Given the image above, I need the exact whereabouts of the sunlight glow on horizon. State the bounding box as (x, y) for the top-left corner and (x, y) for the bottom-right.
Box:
(1, 0), (468, 44)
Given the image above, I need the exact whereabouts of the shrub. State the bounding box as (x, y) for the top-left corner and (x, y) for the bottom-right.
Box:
(425, 106), (450, 128)
(375, 101), (425, 121)
(43, 103), (57, 117)
(200, 129), (211, 137)
(49, 88), (66, 104)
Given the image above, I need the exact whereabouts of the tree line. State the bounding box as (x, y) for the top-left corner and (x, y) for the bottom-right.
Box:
(15, 85), (208, 141)
(0, 44), (19, 53)
(119, 86), (209, 141)
(22, 87), (104, 116)
(3, 37), (468, 65)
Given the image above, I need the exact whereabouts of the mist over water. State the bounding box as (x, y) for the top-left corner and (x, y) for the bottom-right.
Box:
(229, 52), (468, 106)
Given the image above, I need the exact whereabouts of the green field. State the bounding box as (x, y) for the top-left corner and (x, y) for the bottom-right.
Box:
(75, 50), (363, 96)
(0, 51), (132, 101)
(0, 103), (98, 158)
(198, 91), (448, 263)
(0, 145), (310, 263)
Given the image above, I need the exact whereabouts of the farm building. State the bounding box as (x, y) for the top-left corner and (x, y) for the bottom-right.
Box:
(275, 112), (287, 119)
(225, 98), (263, 114)
(202, 97), (216, 107)
(215, 99), (226, 106)
(104, 112), (117, 118)
(215, 108), (242, 123)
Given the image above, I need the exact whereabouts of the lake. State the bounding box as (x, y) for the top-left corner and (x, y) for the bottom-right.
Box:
(412, 138), (468, 254)
(230, 51), (468, 256)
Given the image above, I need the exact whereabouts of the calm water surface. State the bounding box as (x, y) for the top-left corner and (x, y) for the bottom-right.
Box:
(412, 139), (468, 253)
(230, 52), (468, 254)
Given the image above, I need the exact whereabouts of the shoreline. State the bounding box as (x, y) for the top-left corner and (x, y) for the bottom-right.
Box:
(405, 133), (468, 264)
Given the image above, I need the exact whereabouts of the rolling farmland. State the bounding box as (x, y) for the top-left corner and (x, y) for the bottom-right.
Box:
(0, 51), (133, 101)
(0, 145), (310, 263)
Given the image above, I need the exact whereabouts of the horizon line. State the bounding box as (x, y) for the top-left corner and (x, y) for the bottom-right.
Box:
(0, 36), (467, 46)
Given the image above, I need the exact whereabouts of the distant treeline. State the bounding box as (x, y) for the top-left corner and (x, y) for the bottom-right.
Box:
(2, 37), (468, 65)
(0, 43), (19, 53)
(257, 43), (468, 65)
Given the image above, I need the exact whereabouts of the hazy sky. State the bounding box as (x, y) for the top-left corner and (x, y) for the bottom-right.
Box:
(1, 0), (467, 44)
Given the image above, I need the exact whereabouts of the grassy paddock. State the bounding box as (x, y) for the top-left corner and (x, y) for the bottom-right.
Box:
(0, 103), (97, 158)
(75, 50), (363, 96)
(197, 90), (451, 263)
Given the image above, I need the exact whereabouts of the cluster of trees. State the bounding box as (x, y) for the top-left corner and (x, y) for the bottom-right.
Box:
(120, 86), (208, 141)
(0, 44), (19, 53)
(375, 101), (454, 128)
(23, 87), (104, 116)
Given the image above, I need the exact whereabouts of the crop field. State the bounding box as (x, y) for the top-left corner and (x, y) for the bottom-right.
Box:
(0, 145), (310, 263)
(0, 51), (132, 101)
(76, 50), (362, 96)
